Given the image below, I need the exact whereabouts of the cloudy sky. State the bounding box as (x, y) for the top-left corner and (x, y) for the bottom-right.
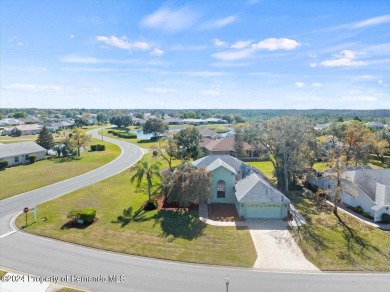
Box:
(1, 0), (389, 109)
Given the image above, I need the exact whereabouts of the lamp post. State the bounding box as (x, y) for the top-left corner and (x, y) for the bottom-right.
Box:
(225, 276), (230, 292)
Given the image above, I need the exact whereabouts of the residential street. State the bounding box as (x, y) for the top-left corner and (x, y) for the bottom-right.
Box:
(0, 129), (389, 292)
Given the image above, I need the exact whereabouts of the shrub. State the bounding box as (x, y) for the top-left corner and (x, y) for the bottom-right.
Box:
(382, 213), (390, 224)
(67, 208), (97, 223)
(79, 208), (97, 223)
(143, 199), (158, 211)
(117, 132), (137, 139)
(91, 144), (106, 151)
(0, 160), (8, 170)
(29, 155), (36, 164)
(152, 150), (158, 156)
(354, 205), (364, 214)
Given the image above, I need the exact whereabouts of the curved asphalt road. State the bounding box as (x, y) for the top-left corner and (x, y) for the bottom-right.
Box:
(1, 130), (389, 292)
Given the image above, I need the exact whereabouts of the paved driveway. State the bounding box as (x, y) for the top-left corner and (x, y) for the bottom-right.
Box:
(246, 219), (319, 271)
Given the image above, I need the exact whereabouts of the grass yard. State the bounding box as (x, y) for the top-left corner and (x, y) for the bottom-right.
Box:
(288, 192), (390, 271)
(15, 154), (256, 267)
(247, 160), (275, 181)
(0, 139), (120, 200)
(100, 129), (168, 149)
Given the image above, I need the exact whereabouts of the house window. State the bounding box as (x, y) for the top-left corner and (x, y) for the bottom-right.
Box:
(217, 180), (226, 198)
(14, 157), (19, 163)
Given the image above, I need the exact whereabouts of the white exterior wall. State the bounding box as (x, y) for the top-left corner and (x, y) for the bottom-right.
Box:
(2, 151), (46, 166)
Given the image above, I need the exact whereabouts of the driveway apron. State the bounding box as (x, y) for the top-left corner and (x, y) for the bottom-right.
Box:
(246, 219), (319, 271)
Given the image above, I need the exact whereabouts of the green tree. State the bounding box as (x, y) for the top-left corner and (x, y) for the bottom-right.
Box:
(68, 128), (91, 156)
(13, 111), (28, 119)
(130, 160), (161, 201)
(152, 137), (178, 171)
(74, 117), (89, 128)
(96, 113), (107, 124)
(245, 116), (316, 192)
(233, 126), (245, 157)
(36, 126), (54, 153)
(161, 163), (212, 207)
(174, 127), (202, 161)
(142, 118), (168, 139)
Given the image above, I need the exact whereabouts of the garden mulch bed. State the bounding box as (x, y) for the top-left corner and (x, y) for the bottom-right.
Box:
(155, 195), (198, 212)
(61, 218), (99, 230)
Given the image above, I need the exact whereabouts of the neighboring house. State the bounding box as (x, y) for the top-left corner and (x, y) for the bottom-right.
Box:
(314, 123), (331, 131)
(192, 155), (290, 219)
(200, 137), (254, 157)
(0, 118), (23, 126)
(164, 118), (184, 125)
(41, 121), (73, 132)
(18, 117), (42, 124)
(198, 127), (220, 139)
(0, 141), (46, 166)
(1, 124), (43, 136)
(204, 118), (228, 124)
(183, 119), (208, 125)
(365, 122), (386, 131)
(308, 166), (390, 222)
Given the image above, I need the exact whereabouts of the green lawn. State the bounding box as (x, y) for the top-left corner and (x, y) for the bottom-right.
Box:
(247, 160), (275, 181)
(288, 192), (390, 271)
(0, 139), (120, 200)
(100, 129), (167, 149)
(15, 154), (256, 267)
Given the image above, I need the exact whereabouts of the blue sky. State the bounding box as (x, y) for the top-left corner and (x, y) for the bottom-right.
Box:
(1, 0), (389, 109)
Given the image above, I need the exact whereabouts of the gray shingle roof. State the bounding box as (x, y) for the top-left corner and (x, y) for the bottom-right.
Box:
(0, 141), (46, 159)
(343, 169), (390, 202)
(192, 155), (252, 178)
(235, 173), (290, 203)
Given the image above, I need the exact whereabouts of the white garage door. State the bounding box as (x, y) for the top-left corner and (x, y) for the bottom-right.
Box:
(245, 204), (281, 219)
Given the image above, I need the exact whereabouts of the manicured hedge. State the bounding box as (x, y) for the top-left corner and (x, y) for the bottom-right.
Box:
(0, 160), (8, 170)
(91, 144), (106, 151)
(117, 132), (137, 139)
(382, 213), (390, 224)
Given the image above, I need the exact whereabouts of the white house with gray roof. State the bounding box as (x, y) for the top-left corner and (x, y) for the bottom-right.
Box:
(192, 155), (290, 219)
(309, 166), (390, 222)
(0, 141), (46, 166)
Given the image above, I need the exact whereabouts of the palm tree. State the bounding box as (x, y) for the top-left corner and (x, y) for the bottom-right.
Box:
(130, 160), (161, 201)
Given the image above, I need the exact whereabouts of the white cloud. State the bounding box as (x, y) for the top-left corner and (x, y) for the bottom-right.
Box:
(231, 40), (251, 49)
(150, 48), (165, 56)
(310, 63), (317, 68)
(3, 83), (61, 92)
(251, 38), (300, 51)
(295, 82), (305, 87)
(212, 48), (255, 61)
(141, 7), (198, 33)
(320, 50), (366, 67)
(312, 82), (323, 88)
(212, 38), (228, 47)
(202, 15), (237, 29)
(70, 34), (75, 39)
(145, 87), (175, 94)
(352, 14), (390, 29)
(96, 35), (150, 51)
